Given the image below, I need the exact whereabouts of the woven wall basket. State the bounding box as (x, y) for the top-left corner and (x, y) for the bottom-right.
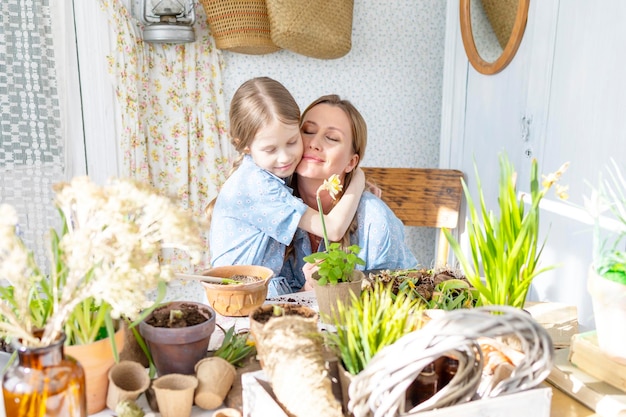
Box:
(201, 0), (281, 55)
(266, 0), (354, 60)
(480, 0), (518, 49)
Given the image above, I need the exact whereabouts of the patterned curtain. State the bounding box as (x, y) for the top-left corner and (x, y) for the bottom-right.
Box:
(99, 0), (234, 274)
(0, 0), (65, 267)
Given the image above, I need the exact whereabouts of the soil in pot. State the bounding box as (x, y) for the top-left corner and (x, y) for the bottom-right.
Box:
(145, 302), (210, 328)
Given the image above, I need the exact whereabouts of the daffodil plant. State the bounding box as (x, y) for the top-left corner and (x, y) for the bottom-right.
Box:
(443, 154), (569, 308)
(303, 174), (365, 285)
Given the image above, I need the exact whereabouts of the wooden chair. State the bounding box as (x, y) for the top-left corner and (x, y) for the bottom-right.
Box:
(361, 167), (464, 267)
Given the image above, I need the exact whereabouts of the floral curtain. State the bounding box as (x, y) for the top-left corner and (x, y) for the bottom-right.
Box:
(99, 0), (234, 272)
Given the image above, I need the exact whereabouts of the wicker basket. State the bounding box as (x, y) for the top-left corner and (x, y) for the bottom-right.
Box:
(265, 0), (354, 60)
(201, 0), (281, 55)
(480, 0), (518, 49)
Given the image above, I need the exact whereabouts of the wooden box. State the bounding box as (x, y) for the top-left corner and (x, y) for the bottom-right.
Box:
(569, 331), (626, 393)
(242, 370), (552, 417)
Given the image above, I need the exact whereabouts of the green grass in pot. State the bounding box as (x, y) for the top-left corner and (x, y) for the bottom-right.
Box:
(326, 282), (422, 375)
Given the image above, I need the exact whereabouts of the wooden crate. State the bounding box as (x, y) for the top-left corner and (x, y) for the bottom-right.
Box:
(569, 332), (626, 393)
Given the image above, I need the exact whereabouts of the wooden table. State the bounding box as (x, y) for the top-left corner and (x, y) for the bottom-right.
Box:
(550, 383), (599, 417)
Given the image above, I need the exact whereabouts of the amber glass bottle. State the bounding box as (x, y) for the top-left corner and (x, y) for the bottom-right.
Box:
(406, 361), (440, 408)
(2, 333), (87, 417)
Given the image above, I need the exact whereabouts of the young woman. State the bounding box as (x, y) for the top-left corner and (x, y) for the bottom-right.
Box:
(207, 78), (365, 297)
(281, 95), (418, 291)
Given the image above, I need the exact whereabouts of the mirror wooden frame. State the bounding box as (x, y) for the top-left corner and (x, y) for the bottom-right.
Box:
(459, 0), (530, 75)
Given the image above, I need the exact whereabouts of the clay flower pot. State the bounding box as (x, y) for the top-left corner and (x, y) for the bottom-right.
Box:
(194, 356), (237, 409)
(106, 360), (151, 410)
(139, 301), (216, 375)
(65, 326), (126, 415)
(201, 265), (274, 317)
(313, 270), (365, 324)
(152, 373), (198, 417)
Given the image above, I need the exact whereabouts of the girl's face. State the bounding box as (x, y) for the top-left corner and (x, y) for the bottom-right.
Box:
(297, 103), (359, 180)
(246, 119), (303, 178)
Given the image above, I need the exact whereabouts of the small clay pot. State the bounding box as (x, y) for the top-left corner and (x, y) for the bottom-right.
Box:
(106, 360), (151, 410)
(194, 357), (236, 409)
(152, 373), (198, 417)
(201, 265), (274, 317)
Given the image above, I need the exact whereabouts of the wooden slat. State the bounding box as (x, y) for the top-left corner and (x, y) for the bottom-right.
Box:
(362, 167), (464, 267)
(362, 167), (464, 228)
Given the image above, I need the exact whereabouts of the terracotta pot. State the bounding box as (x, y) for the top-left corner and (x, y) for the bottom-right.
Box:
(588, 265), (626, 363)
(152, 373), (198, 417)
(201, 265), (274, 317)
(65, 326), (125, 415)
(105, 360), (150, 410)
(194, 356), (236, 409)
(313, 270), (365, 324)
(139, 301), (216, 375)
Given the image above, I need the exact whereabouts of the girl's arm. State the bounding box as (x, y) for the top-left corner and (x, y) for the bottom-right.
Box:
(298, 167), (365, 241)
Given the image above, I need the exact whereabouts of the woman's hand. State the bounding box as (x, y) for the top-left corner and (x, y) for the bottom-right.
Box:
(301, 261), (319, 291)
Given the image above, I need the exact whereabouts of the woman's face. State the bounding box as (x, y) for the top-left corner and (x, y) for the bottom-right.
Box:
(296, 103), (359, 180)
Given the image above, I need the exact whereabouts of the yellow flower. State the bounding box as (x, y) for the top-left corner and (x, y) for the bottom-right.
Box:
(318, 174), (343, 200)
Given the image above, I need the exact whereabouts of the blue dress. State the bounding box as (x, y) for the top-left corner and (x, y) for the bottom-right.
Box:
(209, 155), (308, 296)
(280, 191), (419, 293)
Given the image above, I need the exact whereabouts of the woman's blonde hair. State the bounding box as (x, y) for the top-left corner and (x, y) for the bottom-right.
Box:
(295, 94), (368, 249)
(205, 77), (301, 225)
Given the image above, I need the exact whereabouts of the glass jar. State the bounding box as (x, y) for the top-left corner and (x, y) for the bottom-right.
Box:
(2, 333), (87, 417)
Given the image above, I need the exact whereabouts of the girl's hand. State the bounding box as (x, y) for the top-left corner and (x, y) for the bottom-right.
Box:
(302, 262), (319, 291)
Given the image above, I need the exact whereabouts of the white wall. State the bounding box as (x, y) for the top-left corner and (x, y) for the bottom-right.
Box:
(442, 0), (626, 330)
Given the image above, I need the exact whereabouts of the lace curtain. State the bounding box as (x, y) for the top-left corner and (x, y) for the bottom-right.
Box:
(0, 0), (65, 266)
(99, 0), (234, 273)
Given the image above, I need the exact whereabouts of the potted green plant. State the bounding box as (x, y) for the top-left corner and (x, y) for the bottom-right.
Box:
(0, 176), (205, 415)
(585, 159), (626, 362)
(303, 174), (366, 323)
(325, 282), (423, 413)
(443, 154), (569, 308)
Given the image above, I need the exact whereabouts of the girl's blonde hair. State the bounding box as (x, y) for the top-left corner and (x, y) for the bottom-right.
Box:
(293, 94), (368, 250)
(205, 77), (301, 225)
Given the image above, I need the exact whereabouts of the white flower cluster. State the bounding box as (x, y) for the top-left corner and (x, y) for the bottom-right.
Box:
(0, 176), (205, 347)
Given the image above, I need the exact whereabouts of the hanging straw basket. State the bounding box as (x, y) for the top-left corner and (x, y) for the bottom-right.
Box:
(201, 0), (281, 55)
(479, 0), (518, 49)
(265, 0), (354, 59)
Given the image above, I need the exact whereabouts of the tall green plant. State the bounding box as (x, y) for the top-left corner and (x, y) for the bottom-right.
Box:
(325, 282), (421, 375)
(443, 154), (568, 308)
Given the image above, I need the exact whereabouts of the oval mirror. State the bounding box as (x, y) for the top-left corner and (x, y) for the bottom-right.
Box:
(460, 0), (530, 75)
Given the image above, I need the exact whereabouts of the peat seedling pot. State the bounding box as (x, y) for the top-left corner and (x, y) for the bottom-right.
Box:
(139, 301), (216, 375)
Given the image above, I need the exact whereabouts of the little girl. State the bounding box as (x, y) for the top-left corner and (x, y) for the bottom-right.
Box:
(207, 77), (364, 296)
